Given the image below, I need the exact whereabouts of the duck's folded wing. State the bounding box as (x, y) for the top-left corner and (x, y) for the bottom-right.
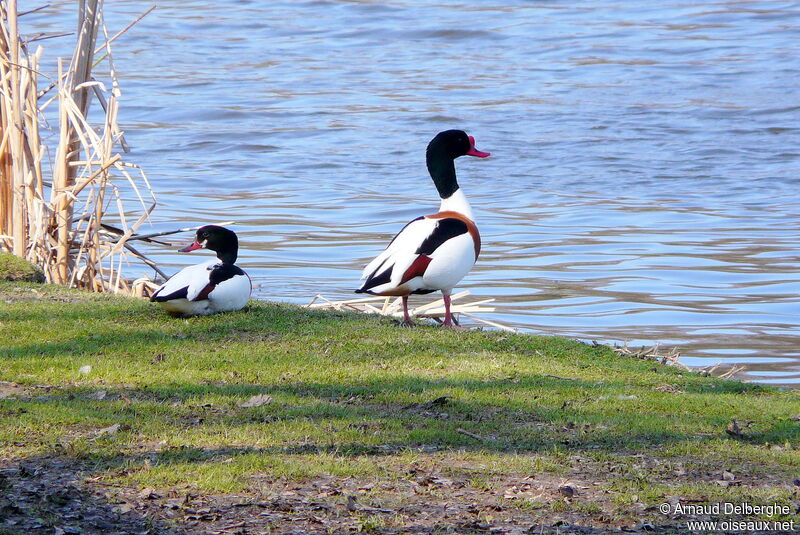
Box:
(359, 216), (470, 293)
(361, 217), (421, 279)
(150, 261), (217, 302)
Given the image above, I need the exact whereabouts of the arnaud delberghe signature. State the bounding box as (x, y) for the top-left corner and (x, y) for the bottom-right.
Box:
(672, 502), (791, 516)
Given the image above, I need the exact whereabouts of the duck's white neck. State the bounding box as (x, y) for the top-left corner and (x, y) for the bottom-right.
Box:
(439, 188), (474, 221)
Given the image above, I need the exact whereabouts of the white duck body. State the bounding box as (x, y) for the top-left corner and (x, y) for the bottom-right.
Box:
(153, 259), (251, 316)
(150, 225), (251, 317)
(359, 189), (479, 296)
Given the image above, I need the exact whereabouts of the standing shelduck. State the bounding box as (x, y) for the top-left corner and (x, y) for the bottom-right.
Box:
(356, 130), (490, 327)
(150, 225), (251, 316)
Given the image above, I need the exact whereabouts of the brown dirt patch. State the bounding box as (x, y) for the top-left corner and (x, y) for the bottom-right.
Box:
(0, 454), (704, 535)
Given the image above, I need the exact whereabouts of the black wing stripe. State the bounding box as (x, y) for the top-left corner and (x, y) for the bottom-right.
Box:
(358, 264), (393, 292)
(415, 218), (468, 255)
(366, 257), (389, 282)
(150, 285), (189, 302)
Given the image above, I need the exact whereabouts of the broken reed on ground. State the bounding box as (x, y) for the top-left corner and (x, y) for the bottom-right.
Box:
(0, 0), (158, 296)
(307, 290), (517, 332)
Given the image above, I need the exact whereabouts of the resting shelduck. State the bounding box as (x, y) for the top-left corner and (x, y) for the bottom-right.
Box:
(150, 225), (251, 316)
(356, 129), (490, 327)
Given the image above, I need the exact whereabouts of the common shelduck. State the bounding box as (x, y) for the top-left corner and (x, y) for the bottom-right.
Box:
(150, 225), (251, 316)
(356, 130), (490, 327)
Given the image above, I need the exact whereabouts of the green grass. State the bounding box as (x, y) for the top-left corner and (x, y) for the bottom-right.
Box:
(1, 281), (798, 529)
(0, 252), (44, 282)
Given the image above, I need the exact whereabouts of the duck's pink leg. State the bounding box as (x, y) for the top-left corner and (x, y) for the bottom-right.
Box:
(442, 293), (465, 329)
(402, 295), (411, 323)
(402, 295), (414, 325)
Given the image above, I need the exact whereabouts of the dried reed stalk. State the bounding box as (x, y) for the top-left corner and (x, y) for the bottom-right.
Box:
(0, 0), (158, 295)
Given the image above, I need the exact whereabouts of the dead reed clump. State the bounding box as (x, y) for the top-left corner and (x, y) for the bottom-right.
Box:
(596, 341), (688, 369)
(0, 0), (158, 296)
(596, 340), (746, 380)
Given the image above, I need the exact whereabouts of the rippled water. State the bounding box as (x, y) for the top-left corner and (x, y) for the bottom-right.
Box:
(30, 1), (800, 386)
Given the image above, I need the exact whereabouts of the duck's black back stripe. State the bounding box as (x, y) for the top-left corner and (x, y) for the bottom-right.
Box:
(415, 218), (468, 255)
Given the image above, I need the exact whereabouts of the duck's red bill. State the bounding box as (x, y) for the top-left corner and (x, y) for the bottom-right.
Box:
(467, 135), (490, 158)
(179, 241), (203, 252)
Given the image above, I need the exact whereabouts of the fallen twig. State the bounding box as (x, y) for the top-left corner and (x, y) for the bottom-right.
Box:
(456, 428), (487, 442)
(718, 365), (745, 379)
(543, 374), (578, 381)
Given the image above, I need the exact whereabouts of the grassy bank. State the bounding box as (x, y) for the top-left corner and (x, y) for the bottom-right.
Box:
(0, 251), (44, 282)
(1, 281), (798, 534)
